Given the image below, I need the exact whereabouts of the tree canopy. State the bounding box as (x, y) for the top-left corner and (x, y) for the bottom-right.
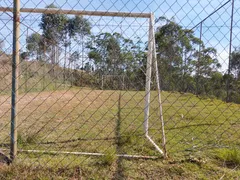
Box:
(23, 11), (239, 103)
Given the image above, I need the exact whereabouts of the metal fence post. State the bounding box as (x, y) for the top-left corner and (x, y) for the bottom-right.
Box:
(227, 0), (235, 102)
(10, 0), (20, 161)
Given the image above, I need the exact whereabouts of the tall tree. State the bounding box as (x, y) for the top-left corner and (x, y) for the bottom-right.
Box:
(61, 15), (91, 84)
(0, 38), (4, 52)
(68, 15), (91, 69)
(88, 33), (122, 75)
(192, 47), (221, 78)
(155, 17), (201, 91)
(88, 32), (146, 89)
(69, 51), (80, 69)
(39, 3), (68, 65)
(88, 32), (142, 75)
(26, 33), (43, 60)
(231, 48), (240, 79)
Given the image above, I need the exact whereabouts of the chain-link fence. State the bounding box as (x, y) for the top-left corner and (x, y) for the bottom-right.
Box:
(0, 0), (240, 179)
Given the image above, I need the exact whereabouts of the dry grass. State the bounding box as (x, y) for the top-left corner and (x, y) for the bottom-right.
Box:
(0, 88), (239, 179)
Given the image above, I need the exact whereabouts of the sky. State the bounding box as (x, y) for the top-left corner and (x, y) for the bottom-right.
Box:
(0, 0), (239, 71)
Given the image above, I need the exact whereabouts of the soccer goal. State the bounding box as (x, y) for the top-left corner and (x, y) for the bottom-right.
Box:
(0, 6), (167, 159)
(101, 75), (127, 90)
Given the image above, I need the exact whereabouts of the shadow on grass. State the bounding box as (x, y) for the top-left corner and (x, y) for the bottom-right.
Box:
(113, 92), (125, 179)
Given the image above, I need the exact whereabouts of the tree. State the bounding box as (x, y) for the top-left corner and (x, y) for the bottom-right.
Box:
(60, 15), (91, 84)
(39, 3), (68, 65)
(69, 51), (80, 69)
(88, 33), (123, 75)
(209, 72), (225, 99)
(26, 33), (43, 60)
(88, 32), (146, 89)
(88, 33), (144, 74)
(68, 51), (80, 86)
(231, 48), (240, 79)
(192, 47), (221, 95)
(154, 17), (223, 95)
(69, 16), (91, 39)
(192, 47), (221, 78)
(84, 62), (92, 72)
(225, 48), (240, 103)
(0, 38), (4, 52)
(155, 17), (201, 92)
(67, 15), (91, 69)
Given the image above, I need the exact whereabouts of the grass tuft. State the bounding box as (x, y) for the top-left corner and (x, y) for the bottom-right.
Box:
(17, 132), (40, 146)
(97, 149), (117, 166)
(216, 148), (240, 167)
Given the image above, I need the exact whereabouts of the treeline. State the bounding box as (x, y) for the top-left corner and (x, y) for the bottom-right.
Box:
(155, 17), (239, 103)
(18, 4), (239, 103)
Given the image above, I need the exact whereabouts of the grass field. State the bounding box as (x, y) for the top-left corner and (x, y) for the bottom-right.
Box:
(0, 88), (240, 179)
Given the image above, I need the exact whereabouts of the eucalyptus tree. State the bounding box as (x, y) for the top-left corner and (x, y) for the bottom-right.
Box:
(88, 32), (146, 89)
(0, 38), (4, 52)
(62, 15), (91, 85)
(155, 17), (201, 92)
(69, 15), (91, 69)
(231, 48), (240, 79)
(192, 47), (221, 94)
(225, 48), (240, 103)
(88, 32), (141, 75)
(26, 33), (43, 60)
(88, 32), (122, 76)
(39, 3), (68, 65)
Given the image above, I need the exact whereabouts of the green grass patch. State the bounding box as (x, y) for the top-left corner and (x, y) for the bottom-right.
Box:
(97, 149), (117, 166)
(216, 148), (240, 167)
(0, 89), (239, 179)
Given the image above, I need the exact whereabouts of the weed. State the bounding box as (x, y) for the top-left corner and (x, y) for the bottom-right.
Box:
(17, 132), (40, 147)
(118, 131), (137, 146)
(216, 148), (240, 167)
(97, 149), (116, 166)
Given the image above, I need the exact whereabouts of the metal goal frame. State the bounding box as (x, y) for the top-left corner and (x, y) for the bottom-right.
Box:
(0, 5), (167, 159)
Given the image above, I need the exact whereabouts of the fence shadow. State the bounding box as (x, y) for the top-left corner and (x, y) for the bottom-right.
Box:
(113, 92), (125, 180)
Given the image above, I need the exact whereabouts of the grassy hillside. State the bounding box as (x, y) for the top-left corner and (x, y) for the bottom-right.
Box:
(0, 57), (93, 95)
(0, 53), (12, 93)
(0, 88), (239, 179)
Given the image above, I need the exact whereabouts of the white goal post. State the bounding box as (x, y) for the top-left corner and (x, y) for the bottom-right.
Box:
(0, 6), (167, 158)
(101, 75), (126, 90)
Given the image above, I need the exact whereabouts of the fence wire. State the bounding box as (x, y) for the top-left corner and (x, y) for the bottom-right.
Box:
(0, 0), (240, 179)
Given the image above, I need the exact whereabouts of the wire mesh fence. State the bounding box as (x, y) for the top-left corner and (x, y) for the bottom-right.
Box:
(0, 0), (240, 179)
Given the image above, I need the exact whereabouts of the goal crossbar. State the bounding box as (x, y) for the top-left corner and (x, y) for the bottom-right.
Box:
(0, 7), (151, 18)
